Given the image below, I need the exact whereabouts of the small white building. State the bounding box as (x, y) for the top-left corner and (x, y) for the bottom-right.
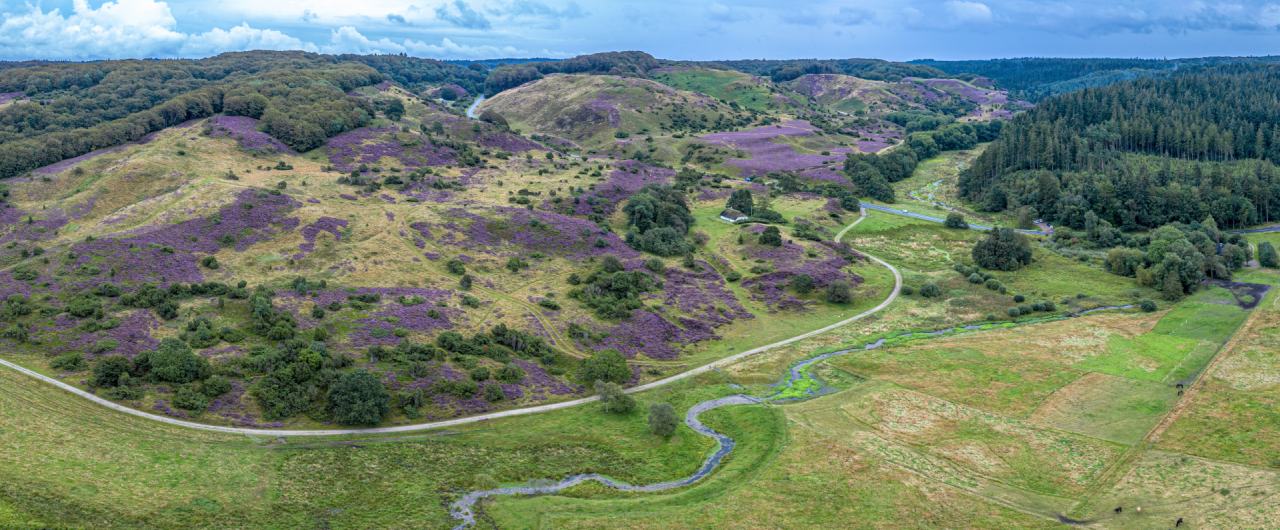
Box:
(719, 208), (749, 223)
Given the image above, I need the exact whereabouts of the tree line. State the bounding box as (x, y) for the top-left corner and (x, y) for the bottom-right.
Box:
(961, 65), (1280, 230)
(0, 52), (385, 178)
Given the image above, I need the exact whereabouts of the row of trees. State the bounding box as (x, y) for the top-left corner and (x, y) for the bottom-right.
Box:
(845, 120), (1003, 201)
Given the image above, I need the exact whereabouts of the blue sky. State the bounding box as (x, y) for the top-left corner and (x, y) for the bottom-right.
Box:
(1, 0), (1279, 61)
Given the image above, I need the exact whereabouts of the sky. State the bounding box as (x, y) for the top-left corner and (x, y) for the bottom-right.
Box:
(1, 0), (1280, 62)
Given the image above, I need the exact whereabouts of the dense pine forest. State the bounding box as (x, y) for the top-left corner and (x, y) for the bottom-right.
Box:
(915, 56), (1280, 101)
(960, 64), (1280, 230)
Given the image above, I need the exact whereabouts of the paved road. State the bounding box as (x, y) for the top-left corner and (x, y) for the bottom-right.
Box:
(0, 209), (902, 437)
(1231, 224), (1280, 234)
(859, 202), (1049, 236)
(464, 95), (485, 119)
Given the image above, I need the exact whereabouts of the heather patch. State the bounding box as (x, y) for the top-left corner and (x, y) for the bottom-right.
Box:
(510, 359), (579, 397)
(68, 189), (300, 285)
(63, 310), (160, 359)
(283, 287), (457, 348)
(477, 131), (541, 152)
(573, 161), (674, 216)
(439, 207), (636, 259)
(0, 270), (33, 299)
(908, 78), (1007, 105)
(326, 127), (457, 172)
(596, 309), (717, 360)
(206, 379), (282, 427)
(742, 240), (862, 310)
(294, 217), (349, 260)
(659, 260), (753, 326)
(0, 203), (75, 247)
(701, 120), (855, 176)
(206, 115), (291, 154)
(0, 91), (21, 104)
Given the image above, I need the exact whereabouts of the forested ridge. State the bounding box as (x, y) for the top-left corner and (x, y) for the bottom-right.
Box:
(914, 56), (1280, 101)
(961, 65), (1280, 230)
(482, 51), (659, 95)
(706, 58), (945, 83)
(0, 53), (384, 179)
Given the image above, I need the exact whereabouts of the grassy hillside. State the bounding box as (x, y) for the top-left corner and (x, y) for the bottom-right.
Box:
(0, 77), (877, 430)
(478, 74), (753, 151)
(652, 67), (804, 113)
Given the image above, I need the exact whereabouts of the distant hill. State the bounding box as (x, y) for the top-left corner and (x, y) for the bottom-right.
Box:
(913, 56), (1280, 101)
(479, 73), (750, 149)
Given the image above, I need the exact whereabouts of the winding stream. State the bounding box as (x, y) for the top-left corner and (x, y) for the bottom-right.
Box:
(448, 395), (761, 528)
(447, 305), (1136, 527)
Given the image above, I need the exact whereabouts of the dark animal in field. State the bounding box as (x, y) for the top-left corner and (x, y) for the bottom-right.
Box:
(1176, 383), (1184, 390)
(1176, 517), (1184, 527)
(1115, 506), (1123, 514)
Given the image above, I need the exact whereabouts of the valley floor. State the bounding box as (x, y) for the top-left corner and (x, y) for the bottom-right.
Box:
(4, 211), (1276, 529)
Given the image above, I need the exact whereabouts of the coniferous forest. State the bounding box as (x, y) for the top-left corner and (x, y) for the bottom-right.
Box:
(961, 64), (1280, 230)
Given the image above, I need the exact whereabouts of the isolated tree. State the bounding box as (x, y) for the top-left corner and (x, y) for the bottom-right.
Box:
(919, 282), (942, 298)
(972, 228), (1033, 271)
(577, 349), (630, 385)
(824, 281), (853, 304)
(595, 380), (635, 414)
(381, 98), (405, 121)
(944, 212), (968, 229)
(328, 370), (390, 426)
(648, 402), (678, 437)
(1259, 241), (1279, 268)
(726, 189), (754, 216)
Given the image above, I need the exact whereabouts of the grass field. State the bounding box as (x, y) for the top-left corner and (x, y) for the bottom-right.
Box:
(0, 365), (774, 529)
(843, 211), (1153, 319)
(653, 68), (792, 113)
(1157, 270), (1280, 467)
(2, 260), (1274, 529)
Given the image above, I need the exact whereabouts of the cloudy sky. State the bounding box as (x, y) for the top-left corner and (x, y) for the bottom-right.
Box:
(2, 0), (1280, 61)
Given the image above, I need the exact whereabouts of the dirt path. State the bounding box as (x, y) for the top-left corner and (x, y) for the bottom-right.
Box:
(0, 208), (901, 437)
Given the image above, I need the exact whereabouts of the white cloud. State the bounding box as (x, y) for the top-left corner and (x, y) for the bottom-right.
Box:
(180, 24), (312, 56)
(0, 0), (560, 60)
(945, 1), (993, 23)
(316, 26), (564, 58)
(0, 0), (185, 59)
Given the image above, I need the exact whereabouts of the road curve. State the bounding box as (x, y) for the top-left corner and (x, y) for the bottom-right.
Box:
(464, 95), (485, 119)
(0, 208), (902, 437)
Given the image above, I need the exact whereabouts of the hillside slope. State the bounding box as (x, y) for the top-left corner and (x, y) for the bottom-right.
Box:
(478, 74), (752, 150)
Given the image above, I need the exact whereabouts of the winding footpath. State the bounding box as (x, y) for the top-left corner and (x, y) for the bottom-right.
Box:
(0, 208), (901, 437)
